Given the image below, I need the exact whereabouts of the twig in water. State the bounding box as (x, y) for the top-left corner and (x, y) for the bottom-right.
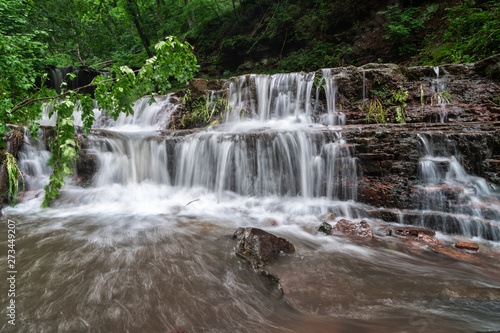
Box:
(185, 199), (199, 207)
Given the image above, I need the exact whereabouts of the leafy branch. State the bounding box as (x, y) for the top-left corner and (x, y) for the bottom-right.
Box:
(2, 36), (198, 207)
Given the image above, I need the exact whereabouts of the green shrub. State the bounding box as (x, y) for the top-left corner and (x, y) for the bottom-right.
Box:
(378, 3), (439, 57)
(441, 1), (500, 62)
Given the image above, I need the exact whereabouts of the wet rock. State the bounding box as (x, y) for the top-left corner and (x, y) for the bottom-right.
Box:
(455, 242), (480, 252)
(317, 222), (333, 235)
(185, 78), (225, 97)
(475, 54), (500, 80)
(376, 209), (398, 223)
(75, 149), (98, 187)
(386, 226), (436, 237)
(332, 219), (373, 239)
(166, 329), (190, 333)
(431, 245), (480, 263)
(417, 233), (442, 245)
(233, 227), (294, 297)
(322, 212), (335, 222)
(233, 227), (295, 270)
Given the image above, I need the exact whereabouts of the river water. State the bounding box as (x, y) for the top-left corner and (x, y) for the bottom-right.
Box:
(1, 72), (500, 332)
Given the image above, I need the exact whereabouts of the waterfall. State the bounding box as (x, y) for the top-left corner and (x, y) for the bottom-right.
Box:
(14, 71), (500, 241)
(41, 95), (177, 130)
(225, 72), (316, 123)
(431, 66), (448, 123)
(318, 69), (345, 126)
(172, 130), (357, 200)
(16, 130), (51, 195)
(16, 71), (360, 220)
(415, 134), (500, 240)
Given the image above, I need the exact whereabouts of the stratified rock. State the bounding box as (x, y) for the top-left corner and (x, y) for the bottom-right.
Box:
(317, 222), (333, 235)
(386, 226), (436, 237)
(232, 227), (295, 270)
(455, 242), (480, 251)
(475, 54), (500, 80)
(333, 219), (373, 239)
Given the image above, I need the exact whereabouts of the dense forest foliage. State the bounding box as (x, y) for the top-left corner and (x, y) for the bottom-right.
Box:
(2, 0), (499, 77)
(1, 0), (499, 206)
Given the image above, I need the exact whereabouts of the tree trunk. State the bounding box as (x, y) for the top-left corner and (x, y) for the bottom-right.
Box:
(232, 0), (239, 22)
(184, 0), (195, 29)
(126, 0), (153, 58)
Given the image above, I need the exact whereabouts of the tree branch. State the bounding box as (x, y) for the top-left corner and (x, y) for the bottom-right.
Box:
(10, 76), (119, 114)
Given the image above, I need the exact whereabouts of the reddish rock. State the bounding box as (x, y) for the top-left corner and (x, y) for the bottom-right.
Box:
(333, 219), (373, 239)
(167, 330), (189, 333)
(455, 242), (480, 251)
(431, 245), (480, 262)
(386, 226), (436, 237)
(417, 233), (442, 245)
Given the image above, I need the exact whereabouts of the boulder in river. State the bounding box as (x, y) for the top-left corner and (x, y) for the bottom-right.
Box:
(233, 227), (295, 270)
(332, 219), (373, 239)
(233, 227), (295, 297)
(455, 242), (480, 252)
(317, 221), (333, 235)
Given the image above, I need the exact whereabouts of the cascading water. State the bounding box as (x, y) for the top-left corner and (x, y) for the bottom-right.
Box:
(432, 66), (448, 123)
(319, 69), (346, 126)
(2, 70), (500, 333)
(415, 134), (500, 240)
(226, 72), (317, 123)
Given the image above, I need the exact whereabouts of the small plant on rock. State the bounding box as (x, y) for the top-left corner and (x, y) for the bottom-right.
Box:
(363, 97), (387, 124)
(2, 151), (24, 206)
(431, 90), (453, 105)
(390, 87), (408, 124)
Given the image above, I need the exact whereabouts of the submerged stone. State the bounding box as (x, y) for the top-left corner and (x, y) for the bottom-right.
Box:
(386, 226), (436, 237)
(417, 233), (442, 245)
(332, 219), (373, 239)
(317, 222), (333, 235)
(431, 245), (481, 263)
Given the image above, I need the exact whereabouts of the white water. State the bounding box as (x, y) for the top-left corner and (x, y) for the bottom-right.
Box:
(2, 71), (500, 332)
(431, 66), (448, 123)
(416, 134), (500, 240)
